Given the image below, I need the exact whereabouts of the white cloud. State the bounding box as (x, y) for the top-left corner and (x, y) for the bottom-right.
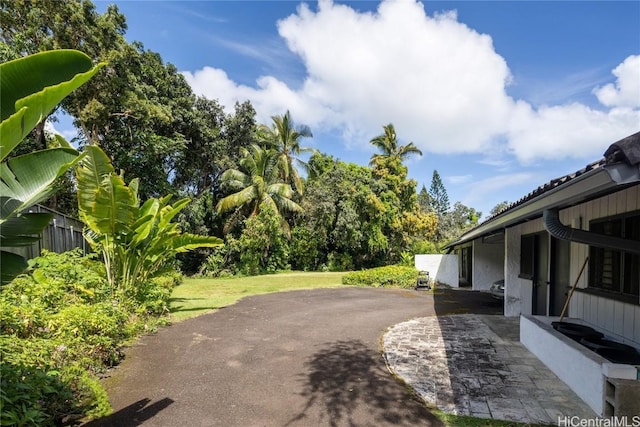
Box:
(446, 175), (473, 185)
(460, 172), (537, 211)
(593, 55), (640, 108)
(506, 101), (640, 163)
(44, 120), (77, 142)
(182, 0), (640, 164)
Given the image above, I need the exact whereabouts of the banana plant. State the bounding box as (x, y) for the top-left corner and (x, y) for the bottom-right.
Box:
(77, 145), (222, 295)
(0, 50), (104, 285)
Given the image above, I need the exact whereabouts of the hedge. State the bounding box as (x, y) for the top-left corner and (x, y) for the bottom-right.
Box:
(341, 265), (419, 288)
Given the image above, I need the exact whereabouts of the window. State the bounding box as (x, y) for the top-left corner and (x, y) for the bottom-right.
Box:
(589, 212), (640, 298)
(519, 234), (535, 280)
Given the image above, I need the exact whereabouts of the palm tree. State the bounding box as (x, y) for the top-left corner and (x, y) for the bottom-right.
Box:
(258, 111), (314, 194)
(369, 123), (422, 165)
(216, 144), (302, 232)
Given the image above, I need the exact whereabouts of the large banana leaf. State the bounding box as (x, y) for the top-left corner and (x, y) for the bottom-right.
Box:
(0, 50), (103, 285)
(0, 50), (104, 160)
(0, 213), (53, 285)
(76, 146), (137, 236)
(0, 148), (80, 221)
(0, 251), (29, 285)
(0, 213), (52, 246)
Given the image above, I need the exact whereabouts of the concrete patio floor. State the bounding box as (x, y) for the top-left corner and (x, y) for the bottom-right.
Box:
(383, 314), (597, 424)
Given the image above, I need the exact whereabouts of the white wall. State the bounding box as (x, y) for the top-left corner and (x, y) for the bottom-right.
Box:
(505, 228), (525, 317)
(521, 315), (605, 415)
(472, 238), (504, 291)
(414, 254), (459, 287)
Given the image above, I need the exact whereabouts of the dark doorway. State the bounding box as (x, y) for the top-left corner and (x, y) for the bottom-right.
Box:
(550, 238), (570, 316)
(532, 233), (549, 316)
(458, 246), (473, 287)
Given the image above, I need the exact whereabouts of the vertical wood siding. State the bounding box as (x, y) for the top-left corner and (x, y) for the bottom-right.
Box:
(563, 185), (640, 346)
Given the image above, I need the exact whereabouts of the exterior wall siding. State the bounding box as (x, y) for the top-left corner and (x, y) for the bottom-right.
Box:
(564, 185), (640, 346)
(504, 185), (640, 344)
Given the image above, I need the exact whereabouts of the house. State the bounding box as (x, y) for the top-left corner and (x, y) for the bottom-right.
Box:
(447, 131), (640, 417)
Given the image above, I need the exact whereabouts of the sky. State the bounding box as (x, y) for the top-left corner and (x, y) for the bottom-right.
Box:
(78, 0), (640, 218)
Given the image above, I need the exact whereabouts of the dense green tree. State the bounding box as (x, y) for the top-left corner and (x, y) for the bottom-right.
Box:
(1, 0), (128, 214)
(490, 200), (510, 216)
(174, 100), (257, 199)
(437, 202), (482, 243)
(297, 154), (373, 269)
(0, 0), (127, 151)
(225, 203), (290, 275)
(369, 123), (422, 165)
(295, 153), (436, 270)
(429, 170), (449, 218)
(216, 144), (302, 234)
(1, 0), (205, 201)
(258, 111), (313, 194)
(417, 185), (432, 213)
(68, 42), (197, 199)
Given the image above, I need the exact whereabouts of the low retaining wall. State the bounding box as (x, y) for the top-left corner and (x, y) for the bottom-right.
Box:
(521, 315), (640, 417)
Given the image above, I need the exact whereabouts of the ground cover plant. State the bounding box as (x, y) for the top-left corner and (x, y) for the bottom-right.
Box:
(0, 250), (180, 425)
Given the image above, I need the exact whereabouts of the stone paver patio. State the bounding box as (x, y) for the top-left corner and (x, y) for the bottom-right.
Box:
(383, 314), (597, 424)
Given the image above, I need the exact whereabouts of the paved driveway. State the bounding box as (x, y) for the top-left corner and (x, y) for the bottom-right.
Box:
(85, 287), (501, 426)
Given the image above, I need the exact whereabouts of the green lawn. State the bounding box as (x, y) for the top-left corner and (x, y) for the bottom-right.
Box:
(169, 271), (347, 322)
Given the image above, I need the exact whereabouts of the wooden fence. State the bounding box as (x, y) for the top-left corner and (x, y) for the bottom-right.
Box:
(2, 205), (88, 260)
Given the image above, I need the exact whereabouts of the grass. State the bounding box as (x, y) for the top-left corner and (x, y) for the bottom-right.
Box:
(433, 410), (552, 427)
(169, 271), (347, 322)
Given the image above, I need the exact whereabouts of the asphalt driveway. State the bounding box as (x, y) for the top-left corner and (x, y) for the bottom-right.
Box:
(85, 287), (502, 427)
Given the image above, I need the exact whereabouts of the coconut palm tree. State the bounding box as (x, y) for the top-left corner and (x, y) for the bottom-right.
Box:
(258, 111), (314, 194)
(216, 144), (302, 232)
(369, 123), (422, 165)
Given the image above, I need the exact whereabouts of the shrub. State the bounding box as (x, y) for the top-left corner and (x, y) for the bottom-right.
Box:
(0, 249), (185, 425)
(1, 250), (109, 313)
(0, 337), (111, 426)
(342, 265), (419, 288)
(197, 247), (231, 278)
(49, 302), (127, 368)
(327, 252), (353, 271)
(128, 271), (183, 315)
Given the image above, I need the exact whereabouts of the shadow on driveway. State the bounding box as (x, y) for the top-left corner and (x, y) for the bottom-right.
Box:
(83, 398), (174, 427)
(287, 339), (442, 427)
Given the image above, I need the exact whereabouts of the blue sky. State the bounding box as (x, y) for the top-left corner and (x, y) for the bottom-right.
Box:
(80, 0), (640, 218)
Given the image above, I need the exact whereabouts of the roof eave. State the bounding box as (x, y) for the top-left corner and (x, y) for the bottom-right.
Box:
(446, 162), (640, 248)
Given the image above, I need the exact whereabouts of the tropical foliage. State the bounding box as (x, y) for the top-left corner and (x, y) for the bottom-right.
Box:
(258, 110), (314, 194)
(1, 2), (483, 276)
(76, 145), (222, 295)
(0, 49), (103, 284)
(216, 144), (302, 232)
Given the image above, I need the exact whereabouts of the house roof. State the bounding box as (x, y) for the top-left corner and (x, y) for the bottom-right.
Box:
(447, 131), (640, 249)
